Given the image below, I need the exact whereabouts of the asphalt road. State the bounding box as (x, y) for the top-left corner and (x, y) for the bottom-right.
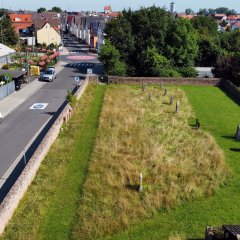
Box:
(0, 36), (103, 182)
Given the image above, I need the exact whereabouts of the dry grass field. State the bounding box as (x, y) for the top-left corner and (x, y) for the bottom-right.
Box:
(73, 85), (228, 239)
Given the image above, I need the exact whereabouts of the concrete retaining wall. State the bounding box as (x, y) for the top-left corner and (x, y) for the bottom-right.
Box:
(108, 76), (221, 86)
(0, 77), (89, 235)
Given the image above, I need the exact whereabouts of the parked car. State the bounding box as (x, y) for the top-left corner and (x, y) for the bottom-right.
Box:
(46, 66), (55, 74)
(40, 70), (57, 82)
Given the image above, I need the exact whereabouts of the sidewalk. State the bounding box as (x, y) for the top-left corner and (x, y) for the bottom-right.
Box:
(0, 61), (66, 118)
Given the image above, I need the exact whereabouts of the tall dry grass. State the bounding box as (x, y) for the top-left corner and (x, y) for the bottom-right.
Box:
(73, 85), (228, 239)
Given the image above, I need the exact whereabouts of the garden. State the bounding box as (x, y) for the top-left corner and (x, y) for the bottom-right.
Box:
(2, 46), (59, 72)
(1, 83), (240, 240)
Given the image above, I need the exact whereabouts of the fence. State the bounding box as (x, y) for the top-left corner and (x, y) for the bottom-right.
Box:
(0, 82), (15, 100)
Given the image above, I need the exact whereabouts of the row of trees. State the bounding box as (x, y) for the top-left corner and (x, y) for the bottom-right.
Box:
(99, 7), (240, 81)
(37, 6), (62, 13)
(186, 7), (237, 15)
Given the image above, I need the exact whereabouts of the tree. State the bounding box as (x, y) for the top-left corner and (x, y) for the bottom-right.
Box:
(142, 46), (180, 77)
(98, 40), (127, 76)
(198, 8), (208, 15)
(51, 6), (62, 13)
(166, 18), (198, 68)
(226, 9), (237, 15)
(191, 16), (218, 36)
(0, 16), (18, 45)
(37, 7), (46, 13)
(208, 8), (216, 14)
(215, 7), (229, 14)
(102, 6), (198, 77)
(213, 55), (240, 86)
(185, 8), (194, 15)
(104, 11), (135, 75)
(196, 36), (221, 66)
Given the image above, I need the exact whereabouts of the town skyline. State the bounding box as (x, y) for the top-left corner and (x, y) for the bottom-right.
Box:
(4, 0), (240, 13)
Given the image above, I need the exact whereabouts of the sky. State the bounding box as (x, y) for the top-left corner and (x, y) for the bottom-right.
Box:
(4, 0), (240, 13)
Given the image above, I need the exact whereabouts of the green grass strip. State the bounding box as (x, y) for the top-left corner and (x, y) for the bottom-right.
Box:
(37, 84), (106, 240)
(0, 84), (106, 240)
(103, 86), (240, 240)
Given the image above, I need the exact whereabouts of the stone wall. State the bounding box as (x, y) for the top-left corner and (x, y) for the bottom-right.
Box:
(108, 76), (221, 86)
(220, 79), (240, 101)
(0, 77), (89, 235)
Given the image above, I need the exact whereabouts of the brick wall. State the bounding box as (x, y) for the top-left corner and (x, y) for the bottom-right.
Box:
(108, 76), (221, 86)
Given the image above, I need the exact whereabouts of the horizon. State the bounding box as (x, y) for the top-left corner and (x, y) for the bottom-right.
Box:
(4, 1), (240, 13)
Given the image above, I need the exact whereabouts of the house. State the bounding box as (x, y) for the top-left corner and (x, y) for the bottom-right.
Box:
(0, 43), (15, 67)
(210, 14), (227, 24)
(8, 13), (32, 33)
(66, 15), (75, 34)
(31, 12), (61, 46)
(36, 22), (61, 46)
(90, 20), (102, 49)
(32, 12), (61, 32)
(97, 20), (106, 53)
(232, 22), (240, 31)
(227, 15), (240, 23)
(176, 13), (197, 20)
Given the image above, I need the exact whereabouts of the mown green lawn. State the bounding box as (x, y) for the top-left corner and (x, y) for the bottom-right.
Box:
(103, 86), (240, 240)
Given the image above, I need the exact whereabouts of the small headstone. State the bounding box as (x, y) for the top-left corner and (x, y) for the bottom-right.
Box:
(170, 95), (174, 105)
(235, 125), (240, 141)
(164, 88), (167, 96)
(196, 119), (200, 130)
(142, 82), (146, 92)
(149, 92), (152, 101)
(176, 101), (179, 113)
(139, 173), (143, 192)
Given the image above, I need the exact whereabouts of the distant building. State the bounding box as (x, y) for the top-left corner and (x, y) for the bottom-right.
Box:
(0, 43), (15, 66)
(36, 22), (61, 46)
(9, 13), (32, 33)
(104, 5), (112, 14)
(170, 2), (175, 13)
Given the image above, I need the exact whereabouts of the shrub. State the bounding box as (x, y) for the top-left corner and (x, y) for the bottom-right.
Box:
(66, 90), (77, 108)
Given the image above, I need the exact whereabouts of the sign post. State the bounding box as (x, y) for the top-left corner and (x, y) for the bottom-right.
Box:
(74, 76), (80, 89)
(87, 68), (93, 75)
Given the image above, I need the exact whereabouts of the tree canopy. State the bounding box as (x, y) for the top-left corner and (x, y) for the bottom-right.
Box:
(0, 16), (18, 45)
(37, 7), (46, 13)
(101, 7), (198, 77)
(51, 6), (62, 13)
(197, 7), (237, 15)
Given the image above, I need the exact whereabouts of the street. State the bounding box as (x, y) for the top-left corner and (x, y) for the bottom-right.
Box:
(0, 35), (103, 201)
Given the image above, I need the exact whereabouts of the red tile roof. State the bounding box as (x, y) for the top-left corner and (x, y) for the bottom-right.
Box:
(9, 13), (32, 33)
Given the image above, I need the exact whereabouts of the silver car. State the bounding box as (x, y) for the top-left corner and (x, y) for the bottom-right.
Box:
(41, 70), (57, 82)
